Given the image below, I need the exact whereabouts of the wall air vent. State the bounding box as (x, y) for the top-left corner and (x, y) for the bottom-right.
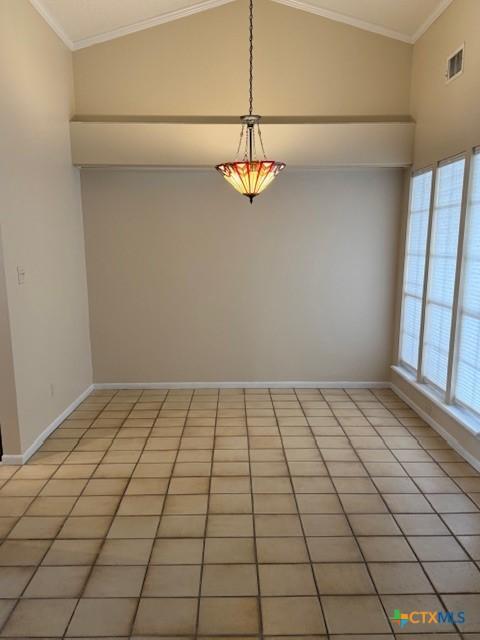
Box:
(446, 44), (464, 83)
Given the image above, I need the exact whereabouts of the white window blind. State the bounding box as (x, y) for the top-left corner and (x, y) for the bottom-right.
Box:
(455, 151), (480, 414)
(399, 171), (432, 369)
(423, 157), (465, 391)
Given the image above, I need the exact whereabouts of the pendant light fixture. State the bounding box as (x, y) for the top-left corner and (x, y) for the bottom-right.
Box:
(215, 0), (285, 203)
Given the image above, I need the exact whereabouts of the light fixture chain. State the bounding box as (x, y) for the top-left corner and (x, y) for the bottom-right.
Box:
(214, 0), (285, 202)
(257, 123), (267, 159)
(249, 0), (253, 116)
(236, 124), (245, 159)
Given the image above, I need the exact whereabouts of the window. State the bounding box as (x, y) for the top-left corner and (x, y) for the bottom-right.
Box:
(399, 170), (432, 369)
(423, 157), (465, 390)
(455, 150), (480, 414)
(398, 146), (480, 427)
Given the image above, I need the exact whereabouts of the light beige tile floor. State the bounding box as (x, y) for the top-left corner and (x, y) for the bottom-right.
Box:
(0, 387), (479, 638)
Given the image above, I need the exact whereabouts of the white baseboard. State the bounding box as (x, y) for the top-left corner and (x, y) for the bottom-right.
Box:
(391, 365), (480, 437)
(4, 378), (479, 472)
(392, 383), (480, 473)
(1, 384), (94, 466)
(0, 380), (387, 465)
(93, 380), (391, 390)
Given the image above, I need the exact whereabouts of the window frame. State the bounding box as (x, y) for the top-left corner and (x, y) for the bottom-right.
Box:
(451, 147), (480, 414)
(397, 166), (435, 376)
(420, 153), (467, 395)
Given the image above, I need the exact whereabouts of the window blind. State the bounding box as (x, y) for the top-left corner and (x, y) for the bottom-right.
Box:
(455, 151), (480, 414)
(399, 171), (432, 369)
(423, 157), (465, 390)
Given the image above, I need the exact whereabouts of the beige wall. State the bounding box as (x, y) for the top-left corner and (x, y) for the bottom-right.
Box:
(0, 0), (92, 455)
(82, 168), (403, 383)
(391, 168), (411, 362)
(0, 227), (20, 454)
(410, 0), (480, 168)
(73, 0), (412, 118)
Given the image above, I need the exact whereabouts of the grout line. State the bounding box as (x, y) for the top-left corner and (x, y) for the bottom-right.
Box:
(132, 388), (195, 636)
(0, 386), (479, 638)
(273, 388), (329, 635)
(14, 402), (108, 616)
(344, 387), (444, 634)
(124, 388), (170, 637)
(61, 389), (149, 638)
(247, 388), (265, 640)
(193, 388), (218, 640)
(297, 387), (399, 635)
(371, 387), (472, 637)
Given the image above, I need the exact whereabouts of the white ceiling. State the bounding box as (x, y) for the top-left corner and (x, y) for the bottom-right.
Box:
(30, 0), (453, 50)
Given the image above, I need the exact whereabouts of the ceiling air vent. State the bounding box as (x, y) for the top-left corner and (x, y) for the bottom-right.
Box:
(446, 44), (464, 83)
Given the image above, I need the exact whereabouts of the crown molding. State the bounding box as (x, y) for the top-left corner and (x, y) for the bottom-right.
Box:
(72, 0), (235, 50)
(271, 0), (413, 43)
(29, 0), (455, 52)
(412, 0), (454, 42)
(29, 0), (74, 49)
(272, 0), (455, 45)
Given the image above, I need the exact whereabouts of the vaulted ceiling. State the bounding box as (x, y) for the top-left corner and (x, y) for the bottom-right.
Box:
(30, 0), (453, 50)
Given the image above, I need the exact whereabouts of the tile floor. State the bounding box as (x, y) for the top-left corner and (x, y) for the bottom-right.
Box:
(0, 387), (480, 639)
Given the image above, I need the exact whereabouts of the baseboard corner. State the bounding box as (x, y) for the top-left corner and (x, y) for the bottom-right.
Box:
(391, 382), (480, 473)
(1, 383), (94, 465)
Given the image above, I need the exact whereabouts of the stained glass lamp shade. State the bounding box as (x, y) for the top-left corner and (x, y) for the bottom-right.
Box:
(216, 160), (286, 203)
(216, 115), (285, 203)
(215, 0), (285, 202)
